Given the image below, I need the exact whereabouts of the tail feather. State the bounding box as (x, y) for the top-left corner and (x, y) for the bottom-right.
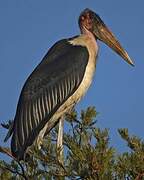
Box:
(1, 120), (14, 142)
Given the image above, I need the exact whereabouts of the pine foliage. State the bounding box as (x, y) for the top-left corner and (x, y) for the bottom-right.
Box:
(0, 107), (144, 179)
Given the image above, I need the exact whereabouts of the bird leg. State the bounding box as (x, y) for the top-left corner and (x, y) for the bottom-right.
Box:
(57, 117), (64, 165)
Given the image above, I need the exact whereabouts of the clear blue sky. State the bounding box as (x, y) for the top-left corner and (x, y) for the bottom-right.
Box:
(0, 1), (143, 160)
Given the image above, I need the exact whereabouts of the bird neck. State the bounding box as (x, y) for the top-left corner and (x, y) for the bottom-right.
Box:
(81, 26), (94, 37)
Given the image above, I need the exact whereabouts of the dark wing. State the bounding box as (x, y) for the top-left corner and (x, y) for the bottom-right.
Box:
(11, 38), (89, 159)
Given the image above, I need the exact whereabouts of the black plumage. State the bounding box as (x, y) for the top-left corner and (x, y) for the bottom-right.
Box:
(11, 38), (89, 159)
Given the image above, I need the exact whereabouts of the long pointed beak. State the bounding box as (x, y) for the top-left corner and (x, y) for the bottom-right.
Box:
(92, 16), (134, 66)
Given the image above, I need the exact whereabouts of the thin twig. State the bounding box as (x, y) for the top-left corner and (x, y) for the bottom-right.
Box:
(17, 161), (27, 180)
(70, 122), (76, 137)
(76, 124), (82, 146)
(0, 146), (15, 159)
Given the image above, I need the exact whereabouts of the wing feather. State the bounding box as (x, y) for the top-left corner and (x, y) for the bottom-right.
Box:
(28, 104), (33, 132)
(11, 38), (89, 159)
(20, 108), (25, 145)
(23, 105), (29, 141)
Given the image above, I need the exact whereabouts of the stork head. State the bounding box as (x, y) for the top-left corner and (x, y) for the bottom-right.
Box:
(79, 8), (134, 66)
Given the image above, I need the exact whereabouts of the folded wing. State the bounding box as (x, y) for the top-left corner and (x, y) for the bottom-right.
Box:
(11, 38), (89, 159)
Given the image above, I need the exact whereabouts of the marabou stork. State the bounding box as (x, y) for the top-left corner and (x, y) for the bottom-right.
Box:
(5, 8), (134, 161)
